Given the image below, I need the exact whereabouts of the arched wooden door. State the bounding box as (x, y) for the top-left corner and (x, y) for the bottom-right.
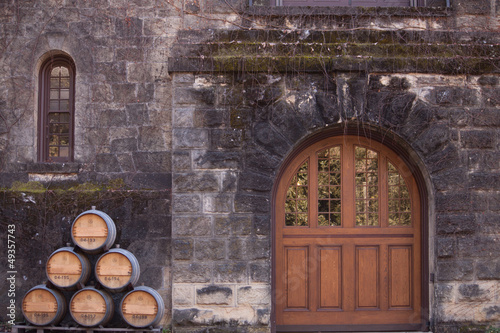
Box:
(274, 135), (425, 332)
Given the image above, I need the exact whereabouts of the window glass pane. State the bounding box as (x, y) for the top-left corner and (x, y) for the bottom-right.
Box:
(60, 136), (69, 146)
(48, 113), (60, 123)
(49, 147), (59, 157)
(317, 146), (341, 227)
(50, 89), (59, 99)
(60, 67), (69, 76)
(60, 89), (69, 99)
(60, 113), (70, 123)
(387, 161), (412, 226)
(60, 78), (70, 88)
(50, 78), (60, 88)
(59, 100), (69, 111)
(49, 100), (59, 110)
(355, 146), (378, 226)
(59, 147), (69, 157)
(51, 67), (61, 76)
(49, 135), (59, 145)
(285, 161), (309, 226)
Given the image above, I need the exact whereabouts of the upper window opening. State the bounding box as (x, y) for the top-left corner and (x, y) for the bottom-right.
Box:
(39, 55), (75, 162)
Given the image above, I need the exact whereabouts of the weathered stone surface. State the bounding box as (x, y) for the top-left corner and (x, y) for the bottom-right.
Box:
(173, 239), (194, 260)
(193, 151), (241, 169)
(96, 153), (121, 172)
(437, 236), (456, 258)
(234, 193), (270, 213)
(436, 214), (477, 234)
(195, 239), (226, 260)
(173, 128), (209, 149)
(173, 194), (201, 213)
(437, 260), (474, 281)
(133, 151), (171, 172)
(237, 286), (271, 305)
(214, 262), (247, 283)
(461, 130), (496, 149)
(173, 263), (211, 283)
(174, 216), (212, 236)
(174, 172), (219, 192)
(197, 285), (233, 305)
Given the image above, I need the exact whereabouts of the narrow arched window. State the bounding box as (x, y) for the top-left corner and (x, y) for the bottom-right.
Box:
(38, 56), (75, 162)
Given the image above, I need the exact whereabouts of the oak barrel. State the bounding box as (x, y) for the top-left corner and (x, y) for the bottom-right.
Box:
(69, 287), (114, 327)
(22, 285), (66, 326)
(46, 247), (91, 290)
(120, 286), (165, 328)
(71, 209), (116, 254)
(95, 248), (140, 292)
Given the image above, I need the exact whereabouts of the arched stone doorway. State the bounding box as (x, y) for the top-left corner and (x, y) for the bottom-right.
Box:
(272, 127), (430, 332)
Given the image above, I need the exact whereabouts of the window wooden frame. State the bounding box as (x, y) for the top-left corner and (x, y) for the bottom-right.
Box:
(38, 56), (76, 163)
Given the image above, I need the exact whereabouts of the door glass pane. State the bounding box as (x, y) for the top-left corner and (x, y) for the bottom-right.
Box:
(388, 162), (412, 226)
(285, 161), (309, 226)
(317, 146), (341, 226)
(355, 146), (379, 226)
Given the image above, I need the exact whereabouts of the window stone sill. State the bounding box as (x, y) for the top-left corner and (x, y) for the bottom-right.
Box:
(26, 162), (80, 174)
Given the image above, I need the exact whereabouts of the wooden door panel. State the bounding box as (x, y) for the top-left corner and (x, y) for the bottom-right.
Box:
(319, 247), (342, 309)
(356, 246), (379, 309)
(389, 245), (413, 309)
(285, 247), (309, 310)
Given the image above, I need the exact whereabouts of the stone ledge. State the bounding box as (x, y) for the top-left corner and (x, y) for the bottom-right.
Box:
(26, 162), (80, 174)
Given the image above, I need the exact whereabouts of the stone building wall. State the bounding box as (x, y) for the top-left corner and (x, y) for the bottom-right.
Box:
(0, 0), (499, 332)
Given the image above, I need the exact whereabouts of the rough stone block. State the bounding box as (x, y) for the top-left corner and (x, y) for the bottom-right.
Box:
(174, 107), (195, 127)
(173, 263), (211, 283)
(203, 194), (233, 213)
(126, 103), (149, 125)
(222, 171), (238, 192)
(174, 216), (212, 236)
(173, 151), (192, 171)
(239, 171), (273, 192)
(173, 194), (201, 213)
(234, 194), (270, 213)
(173, 285), (195, 306)
(132, 151), (171, 172)
(96, 153), (121, 172)
(436, 214), (477, 234)
(99, 109), (127, 127)
(211, 129), (243, 149)
(214, 262), (247, 283)
(193, 151), (241, 169)
(174, 172), (219, 192)
(461, 130), (496, 149)
(195, 239), (226, 260)
(115, 16), (143, 37)
(435, 283), (454, 302)
(196, 285), (233, 305)
(253, 215), (270, 236)
(436, 193), (473, 213)
(138, 126), (166, 151)
(437, 260), (474, 281)
(458, 283), (493, 302)
(173, 128), (209, 149)
(111, 137), (138, 152)
(174, 87), (215, 106)
(253, 122), (290, 158)
(112, 83), (137, 103)
(437, 237), (456, 258)
(237, 286), (271, 305)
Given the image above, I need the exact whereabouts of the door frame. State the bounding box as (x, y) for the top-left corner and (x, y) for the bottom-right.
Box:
(271, 125), (430, 332)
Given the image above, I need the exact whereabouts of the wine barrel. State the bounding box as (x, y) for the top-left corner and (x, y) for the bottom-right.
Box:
(22, 285), (66, 326)
(71, 209), (116, 254)
(95, 248), (140, 292)
(46, 247), (90, 290)
(69, 287), (114, 327)
(120, 286), (165, 328)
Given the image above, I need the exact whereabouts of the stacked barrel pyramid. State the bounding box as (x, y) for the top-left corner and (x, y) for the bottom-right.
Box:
(21, 209), (165, 329)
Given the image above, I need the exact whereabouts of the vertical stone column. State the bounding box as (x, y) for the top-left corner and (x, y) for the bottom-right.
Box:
(171, 73), (271, 331)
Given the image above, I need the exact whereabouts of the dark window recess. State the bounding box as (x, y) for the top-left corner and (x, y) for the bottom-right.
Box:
(38, 56), (75, 162)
